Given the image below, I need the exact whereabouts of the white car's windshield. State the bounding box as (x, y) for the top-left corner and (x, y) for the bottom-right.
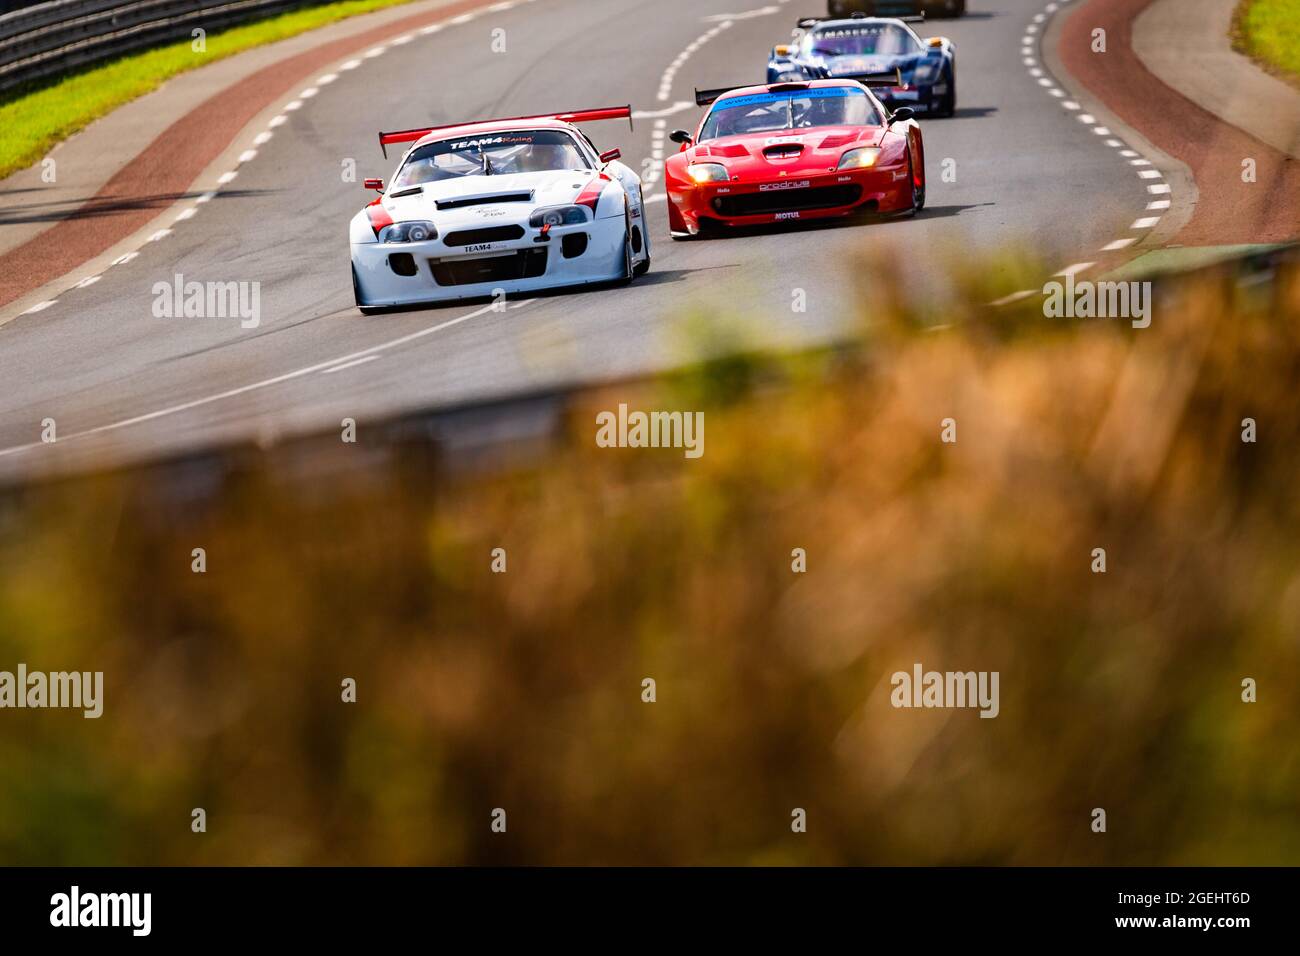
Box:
(699, 86), (880, 140)
(803, 23), (918, 57)
(393, 129), (590, 187)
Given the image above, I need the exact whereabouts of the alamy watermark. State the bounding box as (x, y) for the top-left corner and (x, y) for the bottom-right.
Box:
(891, 662), (1000, 718)
(1043, 274), (1151, 328)
(152, 273), (261, 329)
(595, 403), (704, 459)
(0, 664), (102, 718)
(50, 886), (150, 936)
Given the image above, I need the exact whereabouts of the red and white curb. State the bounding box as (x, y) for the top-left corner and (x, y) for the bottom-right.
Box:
(18, 0), (543, 319)
(995, 0), (1173, 305)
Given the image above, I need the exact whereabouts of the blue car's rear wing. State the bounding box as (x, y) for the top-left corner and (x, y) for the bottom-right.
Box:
(796, 14), (925, 28)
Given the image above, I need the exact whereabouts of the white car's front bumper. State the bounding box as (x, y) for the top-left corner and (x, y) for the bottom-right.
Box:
(352, 215), (628, 307)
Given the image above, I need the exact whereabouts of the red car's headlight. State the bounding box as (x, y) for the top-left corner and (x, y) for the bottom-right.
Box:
(837, 148), (882, 170)
(686, 163), (729, 184)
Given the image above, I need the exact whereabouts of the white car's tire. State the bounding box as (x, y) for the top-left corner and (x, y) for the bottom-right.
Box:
(632, 187), (651, 277)
(616, 209), (636, 285)
(353, 265), (383, 315)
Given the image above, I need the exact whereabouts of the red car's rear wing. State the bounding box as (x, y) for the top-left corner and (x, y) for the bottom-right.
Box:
(694, 72), (902, 107)
(377, 105), (634, 158)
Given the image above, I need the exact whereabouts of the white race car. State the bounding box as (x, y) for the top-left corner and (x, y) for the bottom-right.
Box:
(350, 106), (651, 312)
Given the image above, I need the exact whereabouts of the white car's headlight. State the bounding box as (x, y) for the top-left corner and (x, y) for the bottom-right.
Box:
(837, 147), (882, 170)
(529, 205), (589, 227)
(687, 163), (729, 184)
(379, 220), (437, 242)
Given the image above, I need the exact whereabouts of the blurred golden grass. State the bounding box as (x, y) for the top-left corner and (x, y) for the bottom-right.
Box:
(1, 251), (1298, 864)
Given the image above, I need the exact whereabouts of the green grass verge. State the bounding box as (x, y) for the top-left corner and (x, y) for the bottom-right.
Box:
(0, 0), (420, 180)
(1234, 0), (1300, 86)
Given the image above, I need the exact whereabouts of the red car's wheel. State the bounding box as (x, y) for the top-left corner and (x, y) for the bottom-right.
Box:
(911, 134), (926, 212)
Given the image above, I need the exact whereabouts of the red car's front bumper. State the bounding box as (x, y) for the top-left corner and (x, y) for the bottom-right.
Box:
(666, 163), (913, 235)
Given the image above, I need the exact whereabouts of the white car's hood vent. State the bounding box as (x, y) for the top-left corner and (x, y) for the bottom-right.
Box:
(417, 170), (595, 213)
(435, 191), (534, 210)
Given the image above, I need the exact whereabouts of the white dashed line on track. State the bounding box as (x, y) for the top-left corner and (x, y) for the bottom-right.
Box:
(991, 289), (1039, 307)
(1056, 262), (1096, 279)
(1014, 0), (1171, 277)
(657, 19), (734, 102)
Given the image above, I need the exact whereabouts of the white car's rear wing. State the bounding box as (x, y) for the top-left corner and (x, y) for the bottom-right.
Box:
(378, 106), (633, 158)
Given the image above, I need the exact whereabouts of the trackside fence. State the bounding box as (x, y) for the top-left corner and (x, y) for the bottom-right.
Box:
(0, 0), (319, 93)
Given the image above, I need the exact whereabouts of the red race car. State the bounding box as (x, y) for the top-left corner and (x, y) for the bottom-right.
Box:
(664, 77), (924, 238)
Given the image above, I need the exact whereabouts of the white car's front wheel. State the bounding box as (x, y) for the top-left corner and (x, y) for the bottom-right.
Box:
(616, 208), (636, 285)
(353, 265), (382, 315)
(632, 187), (651, 278)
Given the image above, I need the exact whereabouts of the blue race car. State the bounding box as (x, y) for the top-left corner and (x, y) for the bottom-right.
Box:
(767, 14), (957, 117)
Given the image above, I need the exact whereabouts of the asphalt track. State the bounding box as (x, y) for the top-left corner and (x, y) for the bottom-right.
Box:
(0, 0), (1161, 479)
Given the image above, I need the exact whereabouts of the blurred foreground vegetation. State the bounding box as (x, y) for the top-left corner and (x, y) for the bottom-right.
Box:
(1, 250), (1298, 865)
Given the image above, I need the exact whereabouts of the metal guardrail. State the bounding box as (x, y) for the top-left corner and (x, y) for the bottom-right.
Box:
(0, 0), (313, 93)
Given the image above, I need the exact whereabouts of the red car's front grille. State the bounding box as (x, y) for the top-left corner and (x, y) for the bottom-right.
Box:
(711, 184), (863, 217)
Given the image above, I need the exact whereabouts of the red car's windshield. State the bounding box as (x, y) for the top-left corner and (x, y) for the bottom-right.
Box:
(699, 86), (880, 141)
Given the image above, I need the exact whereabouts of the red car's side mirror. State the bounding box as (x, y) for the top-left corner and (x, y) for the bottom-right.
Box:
(364, 178), (384, 192)
(599, 148), (621, 164)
